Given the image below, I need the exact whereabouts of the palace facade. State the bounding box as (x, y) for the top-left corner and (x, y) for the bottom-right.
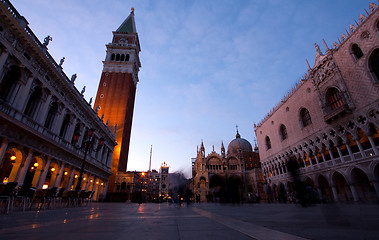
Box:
(0, 0), (116, 200)
(255, 2), (379, 203)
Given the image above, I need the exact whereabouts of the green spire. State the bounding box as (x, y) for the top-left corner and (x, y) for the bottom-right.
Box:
(116, 8), (136, 33)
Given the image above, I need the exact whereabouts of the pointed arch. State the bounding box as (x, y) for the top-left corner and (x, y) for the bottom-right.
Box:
(351, 43), (363, 60)
(326, 87), (344, 111)
(369, 48), (379, 82)
(265, 136), (272, 150)
(279, 124), (288, 141)
(299, 108), (312, 127)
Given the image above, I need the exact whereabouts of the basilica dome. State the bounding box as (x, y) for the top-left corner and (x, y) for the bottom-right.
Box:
(227, 131), (253, 155)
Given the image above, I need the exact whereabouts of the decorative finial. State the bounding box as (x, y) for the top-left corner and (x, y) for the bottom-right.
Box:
(89, 97), (93, 105)
(306, 59), (311, 70)
(114, 124), (117, 136)
(81, 86), (86, 95)
(314, 43), (323, 56)
(235, 125), (241, 138)
(95, 105), (100, 113)
(101, 114), (104, 120)
(322, 39), (329, 51)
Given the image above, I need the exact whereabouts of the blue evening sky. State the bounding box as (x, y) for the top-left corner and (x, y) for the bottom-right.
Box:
(11, 0), (371, 177)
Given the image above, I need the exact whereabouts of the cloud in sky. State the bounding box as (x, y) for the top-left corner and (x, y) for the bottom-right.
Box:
(11, 0), (370, 177)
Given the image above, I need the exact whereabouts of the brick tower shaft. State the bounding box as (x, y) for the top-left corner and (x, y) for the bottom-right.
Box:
(94, 9), (141, 192)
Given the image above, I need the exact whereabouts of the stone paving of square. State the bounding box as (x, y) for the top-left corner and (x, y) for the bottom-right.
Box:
(0, 203), (378, 240)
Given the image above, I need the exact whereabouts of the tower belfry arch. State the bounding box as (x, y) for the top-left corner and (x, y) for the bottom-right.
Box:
(94, 8), (141, 192)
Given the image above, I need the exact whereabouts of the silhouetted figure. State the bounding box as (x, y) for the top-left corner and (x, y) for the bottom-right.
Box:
(287, 156), (307, 207)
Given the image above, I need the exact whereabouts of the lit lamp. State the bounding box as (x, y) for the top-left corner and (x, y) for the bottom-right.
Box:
(10, 155), (16, 161)
(72, 128), (104, 191)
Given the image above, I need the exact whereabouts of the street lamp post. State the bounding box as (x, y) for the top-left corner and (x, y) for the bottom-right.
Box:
(72, 128), (104, 191)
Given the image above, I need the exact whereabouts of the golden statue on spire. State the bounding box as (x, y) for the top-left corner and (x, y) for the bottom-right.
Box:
(131, 7), (134, 13)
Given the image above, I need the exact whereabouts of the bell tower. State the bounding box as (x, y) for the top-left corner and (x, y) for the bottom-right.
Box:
(94, 8), (141, 192)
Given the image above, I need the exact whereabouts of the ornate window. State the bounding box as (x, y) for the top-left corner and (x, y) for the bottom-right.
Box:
(59, 113), (70, 138)
(0, 65), (21, 102)
(120, 54), (125, 61)
(24, 86), (42, 119)
(279, 124), (288, 141)
(111, 53), (115, 61)
(125, 54), (130, 61)
(369, 48), (379, 82)
(326, 88), (344, 110)
(44, 101), (58, 130)
(351, 44), (364, 60)
(300, 108), (312, 127)
(265, 136), (272, 150)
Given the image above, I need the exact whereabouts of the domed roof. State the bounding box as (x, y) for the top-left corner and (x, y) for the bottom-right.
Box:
(227, 131), (253, 155)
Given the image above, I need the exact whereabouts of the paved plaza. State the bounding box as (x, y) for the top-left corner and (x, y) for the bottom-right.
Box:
(0, 203), (378, 240)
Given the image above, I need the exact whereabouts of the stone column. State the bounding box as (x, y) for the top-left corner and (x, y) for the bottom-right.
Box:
(0, 139), (9, 166)
(367, 136), (379, 156)
(14, 76), (34, 111)
(102, 181), (108, 197)
(327, 146), (335, 165)
(352, 134), (365, 158)
(336, 146), (344, 163)
(331, 185), (339, 202)
(36, 93), (52, 124)
(65, 117), (77, 142)
(321, 152), (326, 163)
(85, 174), (92, 191)
(49, 168), (58, 187)
(37, 157), (51, 188)
(314, 153), (320, 165)
(54, 163), (65, 188)
(66, 169), (76, 190)
(15, 149), (33, 185)
(52, 107), (66, 135)
(31, 167), (43, 188)
(0, 50), (9, 78)
(107, 150), (113, 168)
(300, 152), (307, 167)
(345, 143), (355, 161)
(349, 184), (360, 202)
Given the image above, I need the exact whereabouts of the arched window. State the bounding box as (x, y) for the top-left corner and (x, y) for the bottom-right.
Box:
(0, 65), (21, 102)
(44, 101), (58, 130)
(300, 108), (312, 127)
(59, 113), (70, 138)
(110, 53), (115, 61)
(116, 54), (120, 61)
(71, 123), (81, 144)
(351, 44), (363, 60)
(125, 54), (130, 61)
(24, 86), (42, 118)
(326, 88), (344, 110)
(369, 48), (379, 82)
(265, 136), (272, 150)
(120, 54), (125, 61)
(279, 124), (288, 141)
